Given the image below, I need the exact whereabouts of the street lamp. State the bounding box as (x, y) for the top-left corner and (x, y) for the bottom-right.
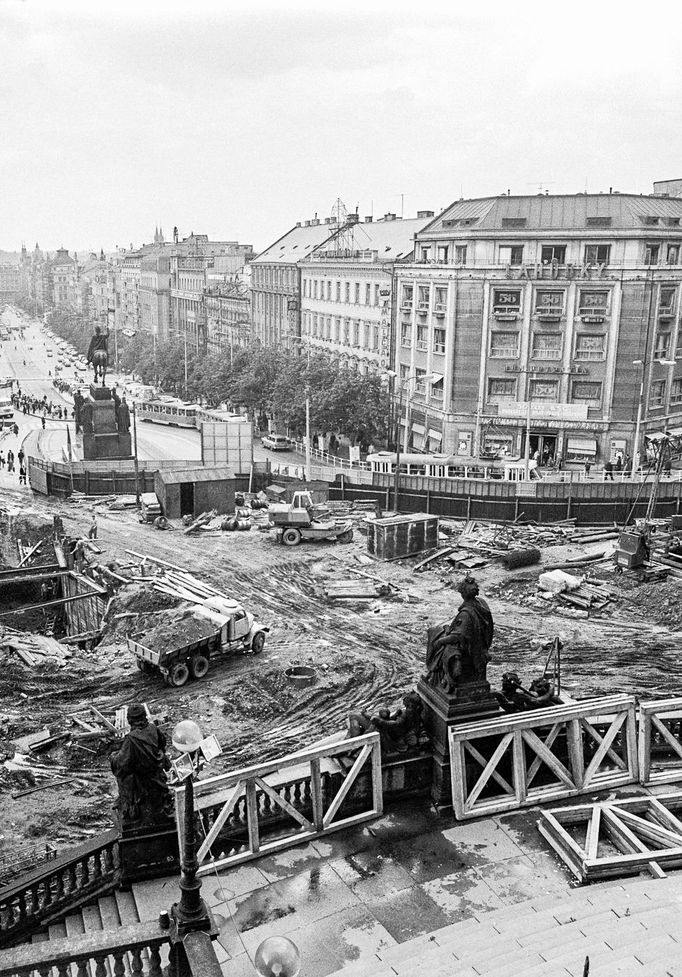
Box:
(169, 719), (212, 939)
(255, 937), (301, 977)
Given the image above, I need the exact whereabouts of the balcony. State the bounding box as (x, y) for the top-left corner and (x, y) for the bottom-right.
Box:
(535, 307), (563, 322)
(531, 349), (562, 361)
(401, 302), (413, 313)
(417, 302), (430, 315)
(434, 303), (446, 317)
(659, 306), (676, 321)
(493, 306), (520, 321)
(579, 308), (607, 323)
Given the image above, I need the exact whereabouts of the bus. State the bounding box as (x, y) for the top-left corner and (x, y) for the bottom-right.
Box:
(0, 379), (14, 428)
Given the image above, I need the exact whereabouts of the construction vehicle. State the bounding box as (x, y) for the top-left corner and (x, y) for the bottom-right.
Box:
(127, 596), (269, 686)
(269, 490), (353, 546)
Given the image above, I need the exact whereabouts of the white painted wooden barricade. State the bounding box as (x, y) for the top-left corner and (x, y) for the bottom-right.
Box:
(449, 695), (638, 820)
(175, 732), (382, 876)
(639, 697), (682, 786)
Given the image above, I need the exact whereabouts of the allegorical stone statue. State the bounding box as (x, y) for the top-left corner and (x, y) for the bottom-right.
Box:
(423, 575), (494, 694)
(495, 672), (557, 713)
(110, 703), (173, 827)
(348, 691), (426, 755)
(116, 395), (131, 434)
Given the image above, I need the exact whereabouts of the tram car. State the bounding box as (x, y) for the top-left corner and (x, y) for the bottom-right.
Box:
(365, 451), (542, 481)
(136, 398), (199, 427)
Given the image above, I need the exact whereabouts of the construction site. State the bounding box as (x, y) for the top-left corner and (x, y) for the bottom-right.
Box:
(2, 468), (682, 876)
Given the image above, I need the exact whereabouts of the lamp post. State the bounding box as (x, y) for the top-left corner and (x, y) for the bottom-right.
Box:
(169, 719), (212, 939)
(384, 370), (440, 512)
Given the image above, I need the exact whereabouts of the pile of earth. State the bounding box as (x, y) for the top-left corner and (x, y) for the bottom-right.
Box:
(617, 577), (682, 627)
(129, 609), (216, 653)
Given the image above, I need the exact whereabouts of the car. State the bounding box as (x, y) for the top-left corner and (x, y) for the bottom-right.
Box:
(261, 433), (291, 451)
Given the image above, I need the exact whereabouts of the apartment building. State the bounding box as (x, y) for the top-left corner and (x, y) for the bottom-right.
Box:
(395, 191), (682, 462)
(299, 213), (433, 374)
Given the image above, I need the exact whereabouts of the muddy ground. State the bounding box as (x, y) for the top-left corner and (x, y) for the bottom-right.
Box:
(1, 484), (681, 858)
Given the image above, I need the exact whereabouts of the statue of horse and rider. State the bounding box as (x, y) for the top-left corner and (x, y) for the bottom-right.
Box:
(86, 326), (109, 385)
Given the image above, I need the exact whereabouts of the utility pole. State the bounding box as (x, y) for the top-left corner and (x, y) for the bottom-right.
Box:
(305, 392), (312, 482)
(132, 403), (140, 505)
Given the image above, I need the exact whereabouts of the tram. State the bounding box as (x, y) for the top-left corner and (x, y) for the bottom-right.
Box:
(365, 451), (542, 481)
(136, 398), (198, 427)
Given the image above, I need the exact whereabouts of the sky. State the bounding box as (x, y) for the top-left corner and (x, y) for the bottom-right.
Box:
(2, 0), (682, 255)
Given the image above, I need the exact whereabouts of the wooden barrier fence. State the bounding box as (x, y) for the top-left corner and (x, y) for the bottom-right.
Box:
(449, 695), (638, 820)
(176, 732), (382, 876)
(638, 697), (682, 787)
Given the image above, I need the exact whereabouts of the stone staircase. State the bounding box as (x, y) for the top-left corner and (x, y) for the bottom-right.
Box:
(317, 876), (682, 977)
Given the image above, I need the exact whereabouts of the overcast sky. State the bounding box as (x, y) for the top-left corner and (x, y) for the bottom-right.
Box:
(2, 0), (681, 255)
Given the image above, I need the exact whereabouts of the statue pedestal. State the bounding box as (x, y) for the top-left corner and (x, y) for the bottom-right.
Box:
(115, 813), (179, 888)
(82, 386), (133, 461)
(417, 678), (500, 809)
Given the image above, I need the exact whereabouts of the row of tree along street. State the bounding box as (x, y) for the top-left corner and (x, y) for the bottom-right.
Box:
(43, 308), (390, 451)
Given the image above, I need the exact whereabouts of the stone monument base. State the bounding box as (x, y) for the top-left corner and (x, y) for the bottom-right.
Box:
(115, 813), (179, 888)
(82, 385), (133, 461)
(417, 678), (501, 809)
(83, 432), (132, 460)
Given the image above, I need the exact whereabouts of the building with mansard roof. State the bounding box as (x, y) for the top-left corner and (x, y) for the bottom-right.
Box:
(394, 187), (682, 464)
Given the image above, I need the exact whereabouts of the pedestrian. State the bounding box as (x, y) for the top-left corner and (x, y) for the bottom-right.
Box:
(584, 460), (591, 478)
(604, 460), (614, 481)
(0, 450), (4, 469)
(12, 423), (18, 436)
(19, 464), (27, 485)
(7, 450), (14, 473)
(41, 416), (46, 430)
(88, 513), (98, 540)
(17, 448), (24, 467)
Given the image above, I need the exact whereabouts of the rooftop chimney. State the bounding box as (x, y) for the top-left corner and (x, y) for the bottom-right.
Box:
(311, 218), (320, 226)
(383, 213), (397, 221)
(364, 216), (373, 223)
(304, 220), (310, 227)
(417, 210), (435, 218)
(296, 222), (301, 227)
(347, 213), (360, 225)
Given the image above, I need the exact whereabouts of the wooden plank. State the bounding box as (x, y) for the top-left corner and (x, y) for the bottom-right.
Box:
(580, 718), (627, 771)
(522, 727), (575, 788)
(310, 757), (323, 831)
(323, 743), (373, 828)
(567, 717), (585, 790)
(613, 807), (682, 850)
(512, 729), (526, 806)
(582, 712), (628, 787)
(638, 710), (652, 785)
(585, 806), (601, 859)
(89, 706), (117, 734)
(463, 740), (515, 796)
(370, 740), (383, 816)
(196, 780), (244, 864)
(601, 808), (665, 879)
(463, 733), (514, 813)
(254, 776), (313, 832)
(450, 740), (467, 818)
(537, 812), (587, 882)
(650, 713), (682, 761)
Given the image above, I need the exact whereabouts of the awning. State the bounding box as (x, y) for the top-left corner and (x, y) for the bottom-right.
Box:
(427, 429), (443, 443)
(566, 436), (597, 455)
(411, 423), (426, 435)
(412, 433), (425, 450)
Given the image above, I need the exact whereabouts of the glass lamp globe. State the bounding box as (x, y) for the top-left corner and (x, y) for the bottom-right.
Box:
(172, 719), (203, 754)
(254, 937), (301, 977)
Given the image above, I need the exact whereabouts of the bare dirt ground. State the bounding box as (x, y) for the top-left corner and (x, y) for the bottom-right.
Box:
(2, 485), (682, 857)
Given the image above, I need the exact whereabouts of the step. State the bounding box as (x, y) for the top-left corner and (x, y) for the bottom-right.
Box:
(97, 895), (121, 930)
(474, 946), (552, 977)
(391, 945), (458, 976)
(114, 889), (140, 926)
(31, 932), (49, 944)
(64, 914), (85, 939)
(80, 903), (104, 933)
(377, 933), (441, 965)
(381, 922), (500, 965)
(48, 922), (67, 941)
(550, 935), (670, 976)
(457, 940), (545, 974)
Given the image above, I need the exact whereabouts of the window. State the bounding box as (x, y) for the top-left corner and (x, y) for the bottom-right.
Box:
(336, 281), (341, 301)
(414, 368), (427, 393)
(487, 378), (517, 402)
(530, 379), (559, 401)
(417, 285), (430, 310)
(574, 334), (605, 360)
(584, 244), (611, 265)
(327, 280), (332, 299)
(353, 320), (360, 346)
(374, 284), (381, 306)
(650, 379), (666, 408)
(502, 217), (527, 228)
(532, 333), (562, 360)
(499, 245), (524, 265)
(541, 245), (567, 264)
(430, 378), (444, 401)
(572, 381), (602, 406)
(493, 288), (521, 311)
(671, 378), (682, 405)
(312, 280), (318, 300)
(400, 364), (409, 382)
(354, 283), (360, 304)
(437, 245), (449, 262)
(454, 245), (467, 264)
(579, 290), (609, 313)
(644, 243), (660, 265)
(667, 245), (680, 265)
(490, 331), (519, 357)
(433, 327), (446, 354)
(660, 286), (677, 316)
(420, 246), (432, 262)
(364, 283), (370, 304)
(434, 286), (447, 313)
(400, 322), (412, 347)
(402, 284), (414, 309)
(586, 217), (612, 227)
(345, 282), (350, 302)
(334, 317), (341, 342)
(535, 290), (564, 313)
(416, 324), (428, 350)
(655, 331), (671, 359)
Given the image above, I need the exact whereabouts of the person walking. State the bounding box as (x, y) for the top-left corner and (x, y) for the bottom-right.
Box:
(41, 415), (46, 430)
(88, 513), (98, 540)
(604, 460), (614, 481)
(17, 448), (24, 467)
(7, 450), (14, 473)
(0, 450), (4, 469)
(19, 464), (27, 486)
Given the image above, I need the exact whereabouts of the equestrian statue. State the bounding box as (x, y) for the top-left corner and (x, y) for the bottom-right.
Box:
(87, 324), (109, 386)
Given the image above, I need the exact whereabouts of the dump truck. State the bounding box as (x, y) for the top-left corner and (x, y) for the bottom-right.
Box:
(269, 490), (353, 546)
(127, 596), (269, 686)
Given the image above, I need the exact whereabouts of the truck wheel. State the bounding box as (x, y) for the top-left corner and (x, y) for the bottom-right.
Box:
(282, 528), (302, 546)
(338, 529), (353, 544)
(189, 653), (210, 679)
(251, 632), (265, 655)
(168, 662), (190, 687)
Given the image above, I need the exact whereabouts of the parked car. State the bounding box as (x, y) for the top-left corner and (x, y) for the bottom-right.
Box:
(261, 433), (291, 451)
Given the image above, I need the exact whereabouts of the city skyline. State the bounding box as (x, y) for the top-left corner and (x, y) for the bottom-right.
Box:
(2, 0), (682, 252)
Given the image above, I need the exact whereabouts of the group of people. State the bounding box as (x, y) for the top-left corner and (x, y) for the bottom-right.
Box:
(0, 446), (27, 484)
(11, 390), (72, 422)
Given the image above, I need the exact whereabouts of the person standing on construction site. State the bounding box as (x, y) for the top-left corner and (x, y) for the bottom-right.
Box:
(110, 703), (172, 825)
(88, 513), (98, 540)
